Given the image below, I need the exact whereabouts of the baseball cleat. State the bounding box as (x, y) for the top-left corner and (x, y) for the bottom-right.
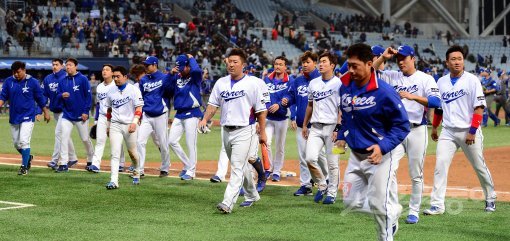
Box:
(118, 166), (124, 172)
(264, 171), (272, 179)
(216, 203), (231, 214)
(240, 201), (255, 207)
(86, 162), (92, 170)
(210, 175), (222, 183)
(181, 174), (193, 181)
(485, 201), (496, 212)
(423, 206), (445, 215)
(178, 170), (187, 178)
(256, 179), (266, 193)
(47, 161), (58, 170)
(159, 171), (168, 178)
(132, 177), (140, 185)
(106, 182), (118, 190)
(405, 215), (419, 224)
(17, 166), (28, 175)
(67, 160), (78, 168)
(55, 165), (69, 173)
(271, 174), (281, 182)
(87, 165), (100, 173)
(323, 196), (336, 204)
(314, 189), (327, 203)
(294, 186), (313, 196)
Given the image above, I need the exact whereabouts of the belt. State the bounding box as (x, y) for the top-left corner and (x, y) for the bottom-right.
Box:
(223, 125), (246, 130)
(410, 123), (423, 128)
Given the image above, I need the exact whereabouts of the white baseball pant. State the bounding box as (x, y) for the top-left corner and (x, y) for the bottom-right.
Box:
(391, 125), (427, 217)
(109, 122), (139, 186)
(168, 117), (199, 177)
(296, 127), (328, 187)
(214, 128), (229, 180)
(51, 112), (77, 162)
(10, 122), (34, 149)
(265, 119), (288, 176)
(343, 151), (402, 241)
(91, 115), (125, 168)
(305, 123), (339, 197)
(60, 118), (94, 165)
(220, 125), (260, 211)
(137, 113), (170, 174)
(430, 127), (496, 210)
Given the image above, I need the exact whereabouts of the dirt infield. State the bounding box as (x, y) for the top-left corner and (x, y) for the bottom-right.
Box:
(1, 145), (509, 201)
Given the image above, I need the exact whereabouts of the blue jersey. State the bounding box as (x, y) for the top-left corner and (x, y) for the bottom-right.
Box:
(0, 75), (47, 124)
(166, 57), (203, 119)
(57, 72), (92, 121)
(337, 70), (410, 155)
(139, 70), (172, 117)
(481, 77), (500, 93)
(284, 69), (321, 128)
(264, 72), (293, 121)
(43, 69), (66, 113)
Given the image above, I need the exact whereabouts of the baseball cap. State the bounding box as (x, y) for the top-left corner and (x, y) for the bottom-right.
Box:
(248, 64), (256, 70)
(175, 55), (189, 72)
(371, 45), (385, 57)
(334, 68), (341, 74)
(298, 66), (303, 72)
(143, 56), (159, 65)
(423, 67), (431, 73)
(397, 45), (414, 57)
(267, 67), (274, 73)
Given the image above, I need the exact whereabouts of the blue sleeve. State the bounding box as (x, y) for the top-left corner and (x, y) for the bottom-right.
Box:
(43, 78), (50, 98)
(427, 96), (441, 108)
(82, 76), (92, 114)
(378, 91), (410, 155)
(285, 80), (296, 106)
(0, 79), (9, 102)
(94, 102), (100, 120)
(163, 74), (175, 99)
(290, 104), (296, 120)
(338, 61), (348, 75)
(33, 79), (48, 109)
(35, 105), (42, 115)
(189, 57), (203, 84)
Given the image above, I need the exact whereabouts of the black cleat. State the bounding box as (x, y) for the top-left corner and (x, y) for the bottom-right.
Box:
(18, 166), (28, 175)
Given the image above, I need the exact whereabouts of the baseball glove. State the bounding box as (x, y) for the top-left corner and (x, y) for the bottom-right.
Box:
(89, 124), (97, 139)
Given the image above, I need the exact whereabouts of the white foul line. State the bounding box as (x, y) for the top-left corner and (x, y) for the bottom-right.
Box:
(0, 201), (36, 211)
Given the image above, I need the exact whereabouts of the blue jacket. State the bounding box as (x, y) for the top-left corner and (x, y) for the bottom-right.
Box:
(337, 70), (410, 155)
(284, 69), (321, 128)
(139, 70), (172, 117)
(264, 72), (293, 121)
(0, 75), (47, 124)
(43, 69), (66, 113)
(481, 77), (500, 93)
(57, 72), (92, 121)
(166, 58), (203, 119)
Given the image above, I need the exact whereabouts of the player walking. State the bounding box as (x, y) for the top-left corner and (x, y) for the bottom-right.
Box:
(198, 48), (267, 214)
(424, 45), (497, 215)
(373, 45), (441, 224)
(0, 61), (51, 175)
(104, 66), (144, 189)
(57, 58), (94, 172)
(338, 43), (409, 241)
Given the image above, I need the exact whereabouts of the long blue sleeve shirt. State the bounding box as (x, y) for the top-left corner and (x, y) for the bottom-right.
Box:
(43, 69), (66, 113)
(284, 69), (321, 128)
(0, 75), (47, 124)
(139, 70), (172, 117)
(264, 72), (293, 121)
(166, 57), (203, 119)
(57, 72), (92, 121)
(337, 70), (410, 155)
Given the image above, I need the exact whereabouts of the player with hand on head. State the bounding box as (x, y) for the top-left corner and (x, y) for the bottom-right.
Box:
(0, 61), (51, 175)
(338, 43), (409, 241)
(56, 58), (94, 172)
(166, 54), (203, 181)
(424, 45), (497, 215)
(104, 66), (144, 189)
(43, 58), (78, 170)
(198, 48), (267, 214)
(373, 45), (441, 224)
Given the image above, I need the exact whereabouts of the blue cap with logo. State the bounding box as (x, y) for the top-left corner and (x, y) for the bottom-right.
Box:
(143, 56), (159, 65)
(423, 67), (431, 73)
(371, 45), (385, 57)
(397, 45), (415, 57)
(175, 55), (189, 72)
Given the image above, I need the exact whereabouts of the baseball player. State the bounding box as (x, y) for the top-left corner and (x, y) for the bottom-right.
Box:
(104, 66), (144, 189)
(373, 45), (441, 224)
(87, 64), (126, 173)
(338, 43), (409, 241)
(281, 51), (329, 196)
(479, 68), (501, 126)
(57, 58), (95, 172)
(424, 45), (497, 215)
(166, 54), (203, 180)
(137, 56), (172, 177)
(43, 58), (79, 170)
(263, 56), (293, 181)
(198, 48), (267, 214)
(0, 61), (51, 175)
(301, 52), (342, 204)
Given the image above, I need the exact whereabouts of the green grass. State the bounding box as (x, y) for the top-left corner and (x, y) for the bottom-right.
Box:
(0, 165), (508, 241)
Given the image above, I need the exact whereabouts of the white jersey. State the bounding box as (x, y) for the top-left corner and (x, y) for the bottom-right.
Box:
(209, 75), (267, 126)
(255, 77), (270, 104)
(380, 70), (440, 124)
(437, 71), (486, 129)
(106, 84), (144, 124)
(307, 75), (341, 124)
(96, 81), (117, 116)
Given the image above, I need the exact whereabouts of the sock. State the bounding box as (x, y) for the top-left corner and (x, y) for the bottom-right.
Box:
(251, 157), (266, 181)
(21, 148), (30, 167)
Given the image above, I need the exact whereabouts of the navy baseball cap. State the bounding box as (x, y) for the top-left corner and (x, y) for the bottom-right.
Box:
(175, 55), (189, 72)
(397, 45), (414, 57)
(298, 66), (303, 72)
(423, 67), (432, 73)
(371, 45), (385, 57)
(143, 56), (159, 65)
(334, 68), (341, 74)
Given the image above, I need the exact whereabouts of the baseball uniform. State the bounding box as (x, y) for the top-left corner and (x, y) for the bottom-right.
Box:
(480, 75), (501, 126)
